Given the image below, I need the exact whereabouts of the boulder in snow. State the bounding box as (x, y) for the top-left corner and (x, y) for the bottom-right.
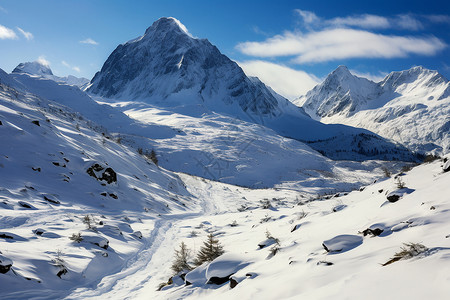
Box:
(257, 238), (278, 249)
(81, 232), (109, 249)
(0, 254), (13, 274)
(322, 234), (363, 253)
(206, 253), (251, 285)
(86, 163), (117, 184)
(443, 159), (450, 172)
(386, 188), (414, 202)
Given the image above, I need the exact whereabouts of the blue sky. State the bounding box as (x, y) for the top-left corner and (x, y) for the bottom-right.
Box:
(0, 0), (449, 98)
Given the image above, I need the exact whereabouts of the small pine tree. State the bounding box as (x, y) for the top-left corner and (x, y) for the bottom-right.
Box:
(149, 149), (158, 166)
(194, 233), (224, 266)
(171, 242), (192, 274)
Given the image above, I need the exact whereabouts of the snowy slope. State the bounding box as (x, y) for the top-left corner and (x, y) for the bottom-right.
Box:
(13, 61), (89, 88)
(7, 66), (395, 190)
(87, 17), (417, 162)
(295, 66), (450, 154)
(0, 78), (196, 298)
(69, 151), (450, 300)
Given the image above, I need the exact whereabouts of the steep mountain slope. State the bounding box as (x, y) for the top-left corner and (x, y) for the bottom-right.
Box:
(6, 65), (392, 190)
(87, 17), (289, 119)
(87, 17), (416, 162)
(295, 66), (450, 154)
(13, 61), (89, 88)
(0, 76), (195, 297)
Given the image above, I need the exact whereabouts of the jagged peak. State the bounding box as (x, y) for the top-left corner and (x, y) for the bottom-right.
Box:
(12, 61), (53, 76)
(144, 17), (192, 38)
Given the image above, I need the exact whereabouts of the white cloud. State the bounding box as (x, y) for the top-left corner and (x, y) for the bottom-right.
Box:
(395, 14), (423, 30)
(237, 28), (446, 64)
(17, 27), (33, 40)
(0, 6), (7, 13)
(238, 60), (319, 99)
(329, 14), (390, 29)
(80, 38), (99, 45)
(37, 56), (50, 67)
(62, 60), (80, 73)
(427, 15), (450, 24)
(0, 24), (17, 39)
(295, 9), (320, 24)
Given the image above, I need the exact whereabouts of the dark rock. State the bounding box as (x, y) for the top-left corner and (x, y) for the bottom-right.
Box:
(108, 193), (118, 199)
(33, 229), (45, 236)
(0, 121), (2, 125)
(19, 201), (32, 208)
(0, 233), (13, 239)
(44, 195), (60, 205)
(387, 194), (400, 202)
(100, 192), (107, 196)
(0, 258), (12, 274)
(32, 167), (41, 172)
(317, 261), (334, 266)
(230, 277), (238, 288)
(378, 189), (383, 193)
(207, 274), (232, 285)
(86, 164), (117, 184)
(31, 120), (40, 126)
(443, 160), (450, 172)
(291, 224), (301, 232)
(57, 267), (68, 278)
(361, 228), (384, 237)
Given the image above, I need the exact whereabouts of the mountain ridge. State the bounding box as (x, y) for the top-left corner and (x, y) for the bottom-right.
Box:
(295, 65), (450, 154)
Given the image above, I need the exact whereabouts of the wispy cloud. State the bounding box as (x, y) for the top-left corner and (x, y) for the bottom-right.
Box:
(62, 60), (81, 73)
(37, 56), (50, 67)
(0, 24), (17, 39)
(295, 9), (320, 24)
(329, 14), (390, 29)
(237, 10), (447, 64)
(426, 15), (450, 25)
(294, 10), (426, 31)
(80, 38), (99, 45)
(395, 14), (423, 31)
(17, 27), (33, 40)
(238, 60), (319, 98)
(0, 6), (7, 13)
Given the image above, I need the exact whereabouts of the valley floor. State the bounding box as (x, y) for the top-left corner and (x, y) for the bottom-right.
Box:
(5, 159), (447, 300)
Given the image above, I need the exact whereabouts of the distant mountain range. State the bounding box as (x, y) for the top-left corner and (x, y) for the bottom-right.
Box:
(13, 61), (89, 88)
(295, 65), (449, 154)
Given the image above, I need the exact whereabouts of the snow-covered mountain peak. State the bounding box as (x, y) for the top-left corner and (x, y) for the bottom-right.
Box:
(380, 66), (448, 92)
(143, 17), (192, 38)
(296, 65), (450, 154)
(12, 61), (53, 76)
(295, 65), (380, 119)
(87, 18), (292, 120)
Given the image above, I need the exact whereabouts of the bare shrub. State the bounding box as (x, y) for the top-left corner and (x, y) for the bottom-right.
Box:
(382, 242), (428, 266)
